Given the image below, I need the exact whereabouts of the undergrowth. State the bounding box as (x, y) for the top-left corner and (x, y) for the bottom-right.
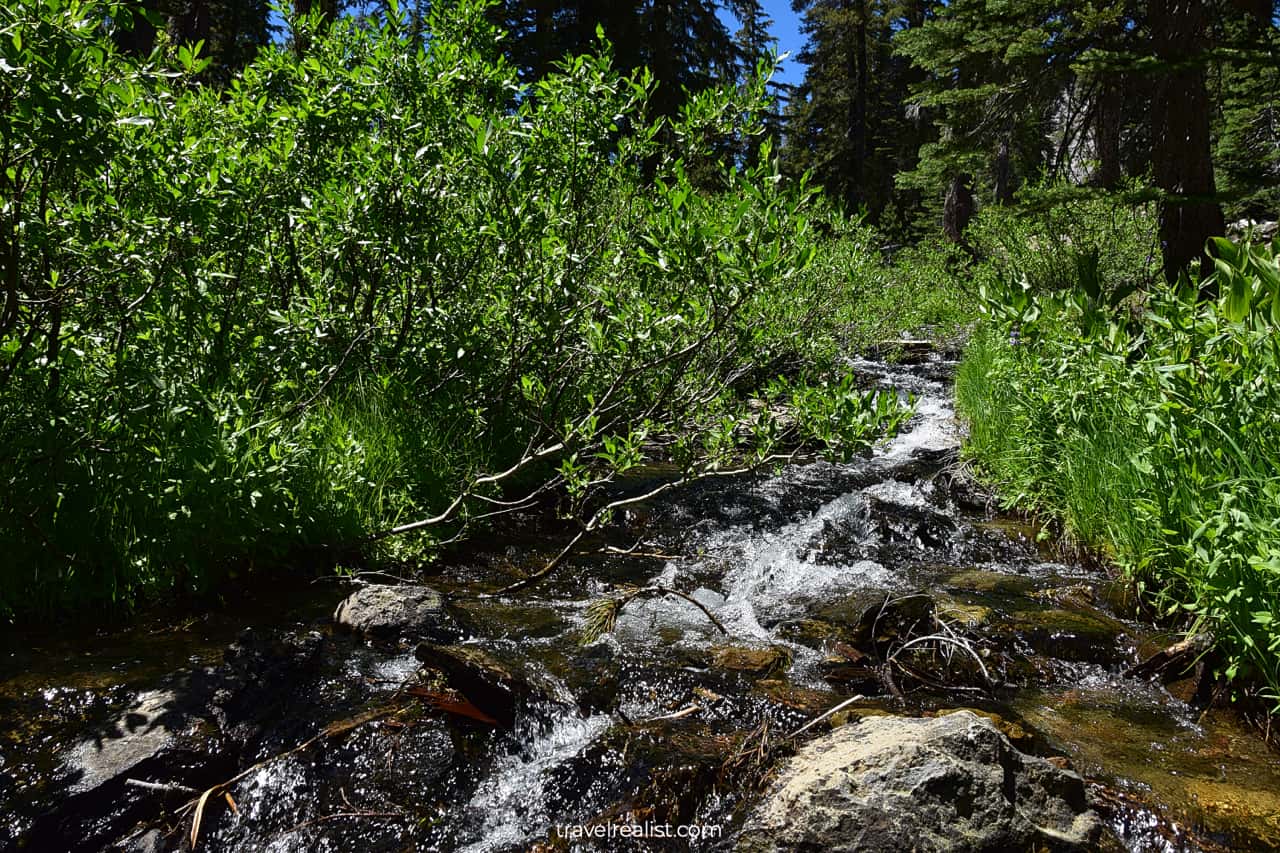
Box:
(956, 199), (1280, 706)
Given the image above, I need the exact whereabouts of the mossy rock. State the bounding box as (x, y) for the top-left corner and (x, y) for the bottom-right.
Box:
(934, 707), (1032, 747)
(1005, 607), (1129, 662)
(754, 679), (840, 714)
(942, 568), (1040, 597)
(709, 644), (792, 677)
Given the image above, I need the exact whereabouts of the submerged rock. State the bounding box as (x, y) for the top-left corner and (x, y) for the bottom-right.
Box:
(333, 583), (459, 641)
(737, 711), (1106, 852)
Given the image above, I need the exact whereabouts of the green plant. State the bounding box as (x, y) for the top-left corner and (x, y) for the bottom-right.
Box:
(957, 229), (1280, 706)
(0, 0), (908, 620)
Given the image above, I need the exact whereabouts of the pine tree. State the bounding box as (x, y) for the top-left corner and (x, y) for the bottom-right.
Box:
(893, 0), (1075, 236)
(783, 0), (927, 227)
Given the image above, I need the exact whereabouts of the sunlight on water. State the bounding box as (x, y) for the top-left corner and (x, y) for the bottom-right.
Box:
(458, 712), (613, 852)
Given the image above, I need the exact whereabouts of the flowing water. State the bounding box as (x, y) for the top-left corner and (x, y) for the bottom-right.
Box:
(3, 354), (1279, 852)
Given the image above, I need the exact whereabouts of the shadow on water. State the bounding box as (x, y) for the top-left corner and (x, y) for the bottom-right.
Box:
(3, 354), (1279, 852)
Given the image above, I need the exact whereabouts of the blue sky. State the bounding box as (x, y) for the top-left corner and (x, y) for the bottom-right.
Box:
(759, 1), (806, 88)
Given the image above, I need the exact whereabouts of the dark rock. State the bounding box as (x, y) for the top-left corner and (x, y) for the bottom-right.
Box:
(414, 643), (565, 728)
(1007, 607), (1129, 663)
(61, 690), (181, 795)
(737, 711), (1106, 852)
(564, 642), (620, 715)
(334, 583), (459, 642)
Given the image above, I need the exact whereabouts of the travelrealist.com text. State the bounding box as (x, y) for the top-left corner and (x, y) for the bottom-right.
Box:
(555, 822), (724, 841)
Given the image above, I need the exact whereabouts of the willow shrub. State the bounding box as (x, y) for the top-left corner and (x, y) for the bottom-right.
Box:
(0, 1), (905, 618)
(957, 229), (1280, 705)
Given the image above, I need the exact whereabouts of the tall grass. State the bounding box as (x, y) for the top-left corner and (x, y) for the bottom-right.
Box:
(956, 210), (1280, 704)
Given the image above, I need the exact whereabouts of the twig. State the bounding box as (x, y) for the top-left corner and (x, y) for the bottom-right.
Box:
(282, 809), (410, 834)
(644, 585), (729, 635)
(641, 703), (705, 723)
(788, 694), (866, 739)
(125, 778), (200, 795)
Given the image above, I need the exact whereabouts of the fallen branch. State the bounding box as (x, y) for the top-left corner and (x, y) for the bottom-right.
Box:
(125, 778), (199, 795)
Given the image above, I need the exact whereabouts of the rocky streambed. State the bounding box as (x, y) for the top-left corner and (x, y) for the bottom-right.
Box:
(3, 354), (1280, 852)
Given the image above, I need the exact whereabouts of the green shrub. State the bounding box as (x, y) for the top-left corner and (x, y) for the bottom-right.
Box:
(0, 0), (907, 619)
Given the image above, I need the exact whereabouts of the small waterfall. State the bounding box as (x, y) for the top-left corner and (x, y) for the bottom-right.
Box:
(457, 711), (613, 853)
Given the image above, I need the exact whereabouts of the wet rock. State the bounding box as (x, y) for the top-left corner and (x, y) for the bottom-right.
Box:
(26, 690), (231, 853)
(61, 690), (181, 795)
(205, 628), (334, 754)
(754, 679), (840, 715)
(933, 707), (1032, 748)
(333, 583), (459, 642)
(738, 711), (1106, 852)
(935, 595), (992, 628)
(772, 617), (839, 646)
(448, 597), (565, 640)
(818, 592), (937, 653)
(564, 642), (621, 714)
(818, 644), (882, 692)
(1007, 607), (1129, 663)
(414, 642), (564, 728)
(943, 567), (1039, 596)
(709, 645), (792, 677)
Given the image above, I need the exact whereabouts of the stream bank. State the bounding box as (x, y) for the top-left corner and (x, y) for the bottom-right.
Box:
(3, 353), (1279, 852)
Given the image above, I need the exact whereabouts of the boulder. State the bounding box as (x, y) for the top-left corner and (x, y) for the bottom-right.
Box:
(62, 690), (182, 794)
(737, 711), (1105, 852)
(333, 584), (458, 641)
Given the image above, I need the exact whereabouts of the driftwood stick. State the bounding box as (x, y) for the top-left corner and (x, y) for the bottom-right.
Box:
(125, 778), (200, 795)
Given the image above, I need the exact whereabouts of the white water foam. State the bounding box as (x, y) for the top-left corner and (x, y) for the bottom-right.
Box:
(458, 712), (613, 853)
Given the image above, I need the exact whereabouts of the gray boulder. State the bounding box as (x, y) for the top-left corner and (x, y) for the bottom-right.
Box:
(62, 690), (181, 794)
(737, 711), (1106, 852)
(333, 583), (458, 641)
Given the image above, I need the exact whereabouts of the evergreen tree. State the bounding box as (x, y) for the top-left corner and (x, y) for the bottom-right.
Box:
(893, 0), (1074, 236)
(486, 1), (738, 122)
(110, 0), (271, 82)
(783, 0), (929, 229)
(1212, 5), (1280, 220)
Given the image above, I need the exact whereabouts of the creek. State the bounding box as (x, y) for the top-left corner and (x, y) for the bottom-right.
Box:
(3, 354), (1279, 852)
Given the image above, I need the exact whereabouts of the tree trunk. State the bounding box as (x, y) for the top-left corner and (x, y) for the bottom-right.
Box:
(943, 173), (974, 244)
(166, 0), (210, 51)
(993, 136), (1013, 205)
(1149, 0), (1224, 285)
(850, 0), (868, 210)
(113, 3), (159, 57)
(1093, 79), (1123, 188)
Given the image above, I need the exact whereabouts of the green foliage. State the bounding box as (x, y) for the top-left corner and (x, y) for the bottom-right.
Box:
(785, 215), (976, 353)
(957, 230), (1280, 705)
(0, 0), (906, 620)
(768, 373), (910, 461)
